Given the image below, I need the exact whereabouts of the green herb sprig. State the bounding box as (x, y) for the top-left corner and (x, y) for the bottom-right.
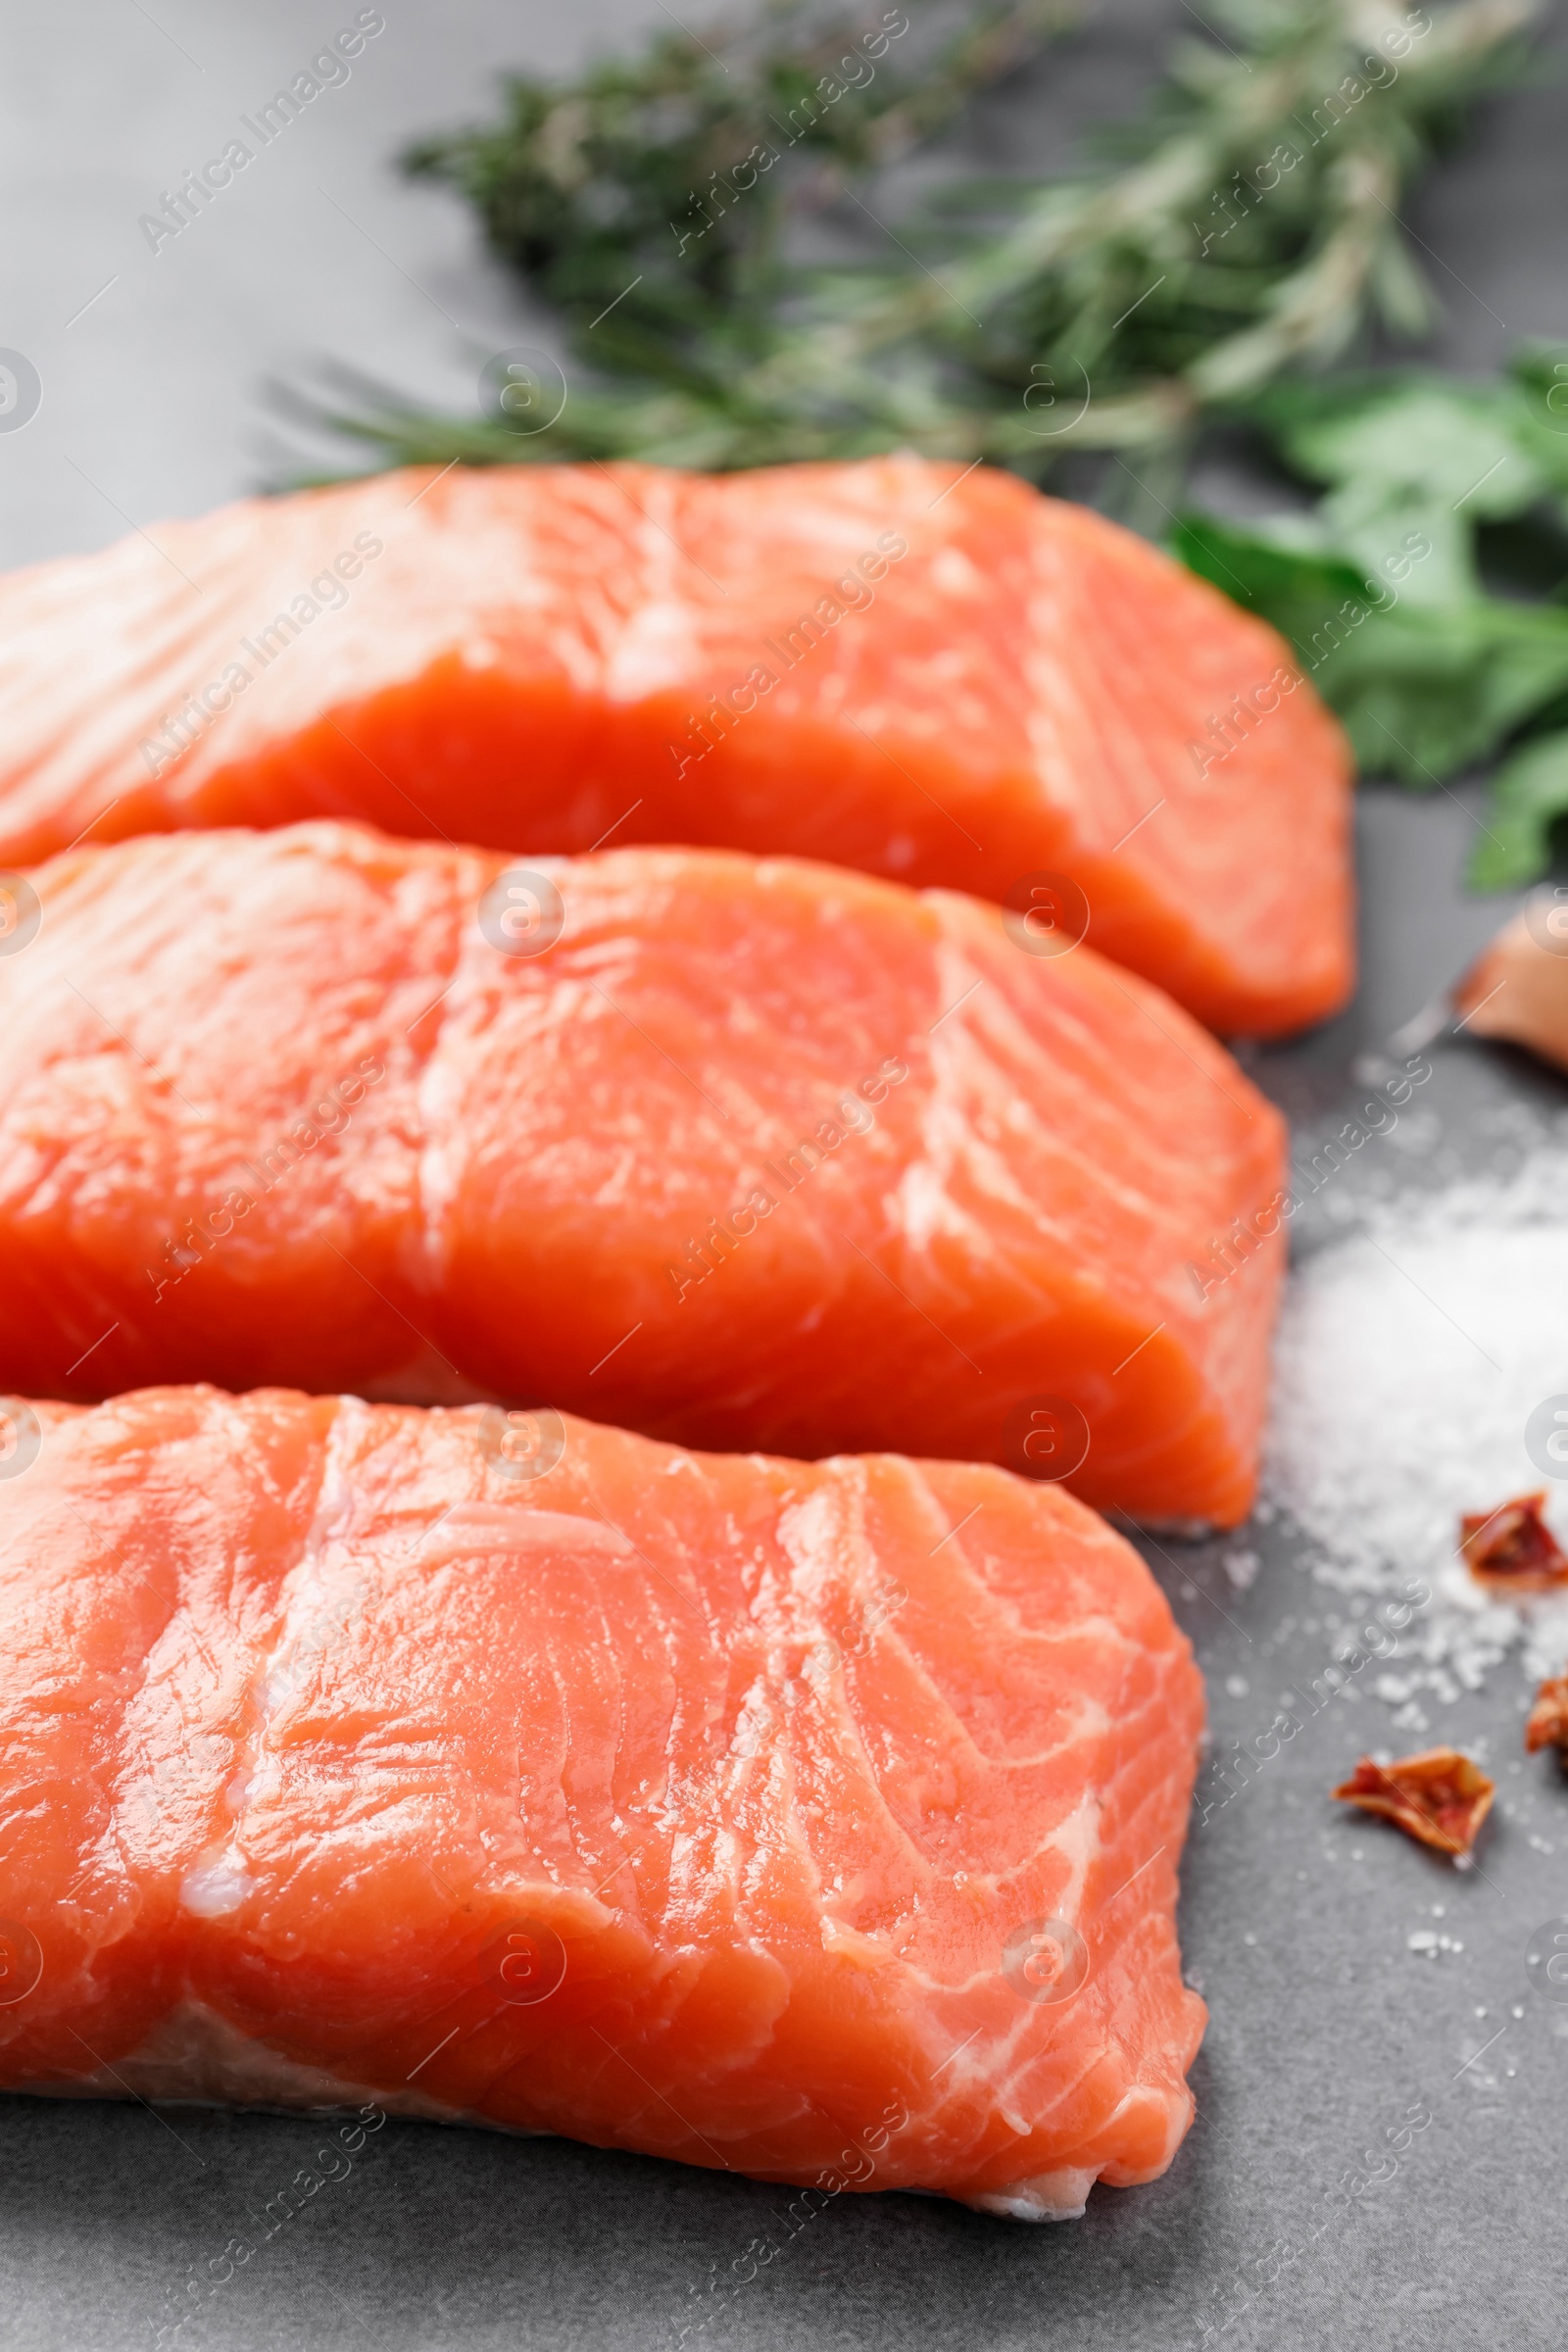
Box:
(400, 0), (1075, 359)
(1180, 351), (1568, 888)
(295, 0), (1538, 476)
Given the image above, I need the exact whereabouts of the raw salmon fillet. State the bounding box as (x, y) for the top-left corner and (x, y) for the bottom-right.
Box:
(0, 1386), (1207, 2218)
(0, 458), (1352, 1036)
(0, 821), (1286, 1527)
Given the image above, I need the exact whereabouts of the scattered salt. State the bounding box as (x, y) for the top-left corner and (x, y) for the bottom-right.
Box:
(1385, 1108), (1442, 1156)
(1266, 1143), (1568, 1705)
(1223, 1547), (1260, 1592)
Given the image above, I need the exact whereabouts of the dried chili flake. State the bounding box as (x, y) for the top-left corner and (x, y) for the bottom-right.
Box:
(1332, 1747), (1494, 1858)
(1458, 1491), (1568, 1593)
(1525, 1674), (1568, 1756)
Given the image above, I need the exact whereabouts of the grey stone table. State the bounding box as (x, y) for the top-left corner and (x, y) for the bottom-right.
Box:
(2, 3), (1567, 2346)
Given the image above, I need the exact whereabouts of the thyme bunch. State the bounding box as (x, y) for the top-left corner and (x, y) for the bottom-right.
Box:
(295, 0), (1538, 476)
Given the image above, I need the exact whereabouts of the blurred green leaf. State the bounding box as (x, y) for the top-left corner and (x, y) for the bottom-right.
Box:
(1244, 373), (1548, 602)
(1179, 362), (1568, 887)
(1468, 729), (1568, 887)
(1510, 343), (1568, 514)
(1175, 512), (1568, 780)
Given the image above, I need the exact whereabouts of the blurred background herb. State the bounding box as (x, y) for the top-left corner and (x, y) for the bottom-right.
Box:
(294, 0), (1537, 472)
(399, 0), (1076, 365)
(1179, 352), (1568, 885)
(285, 0), (1568, 882)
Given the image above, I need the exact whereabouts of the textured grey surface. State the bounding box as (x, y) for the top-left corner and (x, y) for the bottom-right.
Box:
(3, 3), (1568, 2348)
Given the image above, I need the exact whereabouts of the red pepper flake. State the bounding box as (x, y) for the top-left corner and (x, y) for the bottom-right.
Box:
(1525, 1675), (1568, 1756)
(1458, 1492), (1568, 1593)
(1332, 1747), (1495, 1858)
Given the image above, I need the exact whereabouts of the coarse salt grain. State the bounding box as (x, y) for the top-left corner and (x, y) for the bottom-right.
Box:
(1224, 1548), (1260, 1592)
(1265, 1145), (1568, 1698)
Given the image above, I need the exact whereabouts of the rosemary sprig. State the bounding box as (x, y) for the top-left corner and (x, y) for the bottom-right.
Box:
(293, 0), (1539, 477)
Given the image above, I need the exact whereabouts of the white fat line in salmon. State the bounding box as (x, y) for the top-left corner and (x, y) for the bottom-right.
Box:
(154, 2103), (387, 2346)
(664, 1055), (908, 1303)
(732, 1591), (913, 1758)
(263, 1573), (375, 1709)
(664, 532), (908, 783)
(1187, 1054), (1432, 1301)
(667, 10), (909, 255)
(135, 529), (386, 779)
(137, 11), (386, 256)
(814, 1578), (910, 1670)
(128, 1573), (375, 1834)
(139, 1550), (408, 1836)
(144, 1056), (386, 1303)
(1190, 1581), (1431, 1831)
(126, 1732), (231, 1838)
(671, 2095), (909, 2344)
(1187, 531), (1432, 781)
